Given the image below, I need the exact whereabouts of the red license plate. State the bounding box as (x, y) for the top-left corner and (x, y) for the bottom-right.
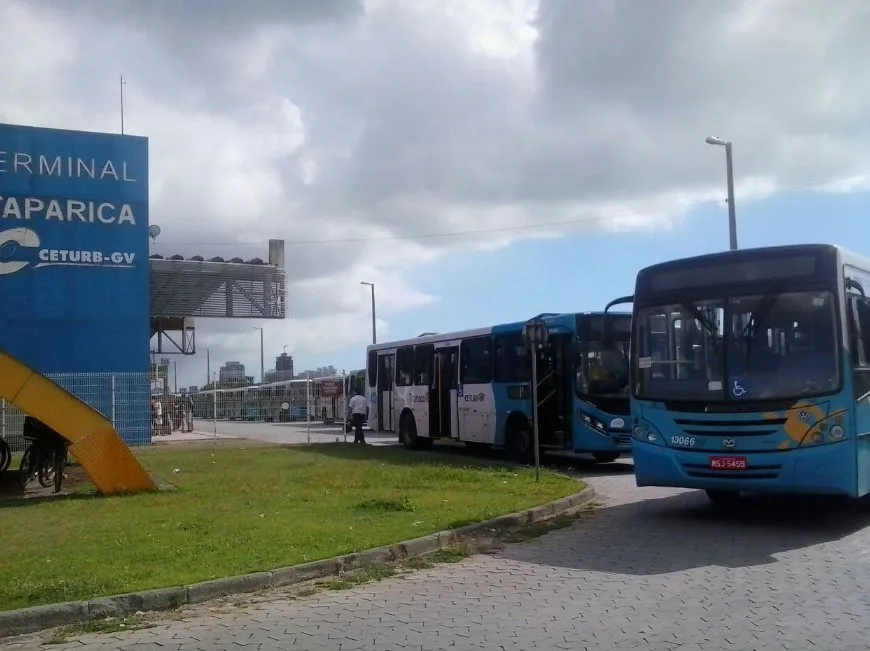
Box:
(709, 456), (747, 470)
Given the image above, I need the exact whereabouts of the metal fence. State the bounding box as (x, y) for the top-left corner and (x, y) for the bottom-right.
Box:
(193, 375), (355, 428)
(1, 372), (152, 454)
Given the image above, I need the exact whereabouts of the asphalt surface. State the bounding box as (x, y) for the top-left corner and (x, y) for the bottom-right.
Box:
(7, 440), (870, 650)
(186, 419), (397, 446)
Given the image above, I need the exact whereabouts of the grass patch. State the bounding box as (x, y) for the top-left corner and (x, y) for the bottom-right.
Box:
(317, 563), (397, 591)
(0, 442), (579, 612)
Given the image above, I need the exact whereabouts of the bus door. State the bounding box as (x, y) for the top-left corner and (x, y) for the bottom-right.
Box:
(377, 353), (396, 432)
(535, 335), (570, 448)
(430, 346), (458, 438)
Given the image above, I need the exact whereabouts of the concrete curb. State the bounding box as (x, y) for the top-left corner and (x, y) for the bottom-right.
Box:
(0, 485), (594, 639)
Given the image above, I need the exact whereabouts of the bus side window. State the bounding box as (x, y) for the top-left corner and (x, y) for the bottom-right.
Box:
(367, 351), (377, 387)
(396, 346), (414, 386)
(414, 344), (434, 386)
(460, 336), (492, 384)
(851, 298), (870, 368)
(493, 334), (529, 382)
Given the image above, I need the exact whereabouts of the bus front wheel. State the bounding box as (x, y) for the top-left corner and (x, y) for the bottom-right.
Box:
(592, 452), (620, 464)
(705, 489), (741, 506)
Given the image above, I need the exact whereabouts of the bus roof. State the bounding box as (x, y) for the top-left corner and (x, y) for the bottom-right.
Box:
(637, 243), (842, 277)
(636, 243), (870, 289)
(366, 310), (631, 353)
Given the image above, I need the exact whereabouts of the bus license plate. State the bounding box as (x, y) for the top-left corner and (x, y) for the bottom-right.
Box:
(709, 456), (747, 470)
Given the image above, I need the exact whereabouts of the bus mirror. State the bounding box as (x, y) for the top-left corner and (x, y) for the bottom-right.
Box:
(847, 278), (866, 299)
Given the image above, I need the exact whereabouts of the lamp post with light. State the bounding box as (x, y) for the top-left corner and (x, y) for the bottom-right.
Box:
(705, 135), (738, 251)
(253, 326), (264, 384)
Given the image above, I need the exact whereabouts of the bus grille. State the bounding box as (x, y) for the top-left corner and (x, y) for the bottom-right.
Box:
(674, 416), (787, 438)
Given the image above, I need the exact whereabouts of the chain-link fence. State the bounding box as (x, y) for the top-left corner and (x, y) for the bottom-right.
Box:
(1, 372), (152, 454)
(193, 375), (357, 427)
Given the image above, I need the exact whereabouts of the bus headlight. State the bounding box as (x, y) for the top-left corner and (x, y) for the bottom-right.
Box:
(798, 410), (848, 447)
(632, 420), (659, 443)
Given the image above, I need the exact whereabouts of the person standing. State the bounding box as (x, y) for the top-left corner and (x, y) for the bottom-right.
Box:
(347, 388), (369, 444)
(184, 392), (195, 432)
(151, 398), (162, 436)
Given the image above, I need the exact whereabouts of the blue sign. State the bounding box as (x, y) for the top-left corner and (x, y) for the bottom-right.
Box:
(0, 123), (149, 375)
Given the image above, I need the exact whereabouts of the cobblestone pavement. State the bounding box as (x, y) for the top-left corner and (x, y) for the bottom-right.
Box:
(9, 460), (870, 651)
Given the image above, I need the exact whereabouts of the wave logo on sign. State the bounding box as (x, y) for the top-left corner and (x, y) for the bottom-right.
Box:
(0, 227), (136, 276)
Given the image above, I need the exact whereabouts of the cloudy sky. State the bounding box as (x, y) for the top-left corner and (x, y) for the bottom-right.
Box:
(3, 0), (870, 387)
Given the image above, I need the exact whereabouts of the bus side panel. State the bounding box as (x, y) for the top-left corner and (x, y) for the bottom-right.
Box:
(457, 383), (495, 443)
(855, 398), (870, 497)
(408, 384), (430, 438)
(491, 382), (531, 447)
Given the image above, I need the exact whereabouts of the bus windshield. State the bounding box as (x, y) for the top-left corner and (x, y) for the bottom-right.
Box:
(576, 339), (630, 397)
(634, 290), (840, 401)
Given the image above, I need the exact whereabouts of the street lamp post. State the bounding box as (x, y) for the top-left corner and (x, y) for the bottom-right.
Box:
(705, 136), (738, 251)
(360, 281), (377, 344)
(253, 326), (264, 384)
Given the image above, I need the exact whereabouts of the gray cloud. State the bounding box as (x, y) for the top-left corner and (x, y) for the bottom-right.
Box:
(5, 0), (870, 385)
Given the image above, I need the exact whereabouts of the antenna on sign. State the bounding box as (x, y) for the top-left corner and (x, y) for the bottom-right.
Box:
(148, 225), (161, 242)
(120, 74), (126, 134)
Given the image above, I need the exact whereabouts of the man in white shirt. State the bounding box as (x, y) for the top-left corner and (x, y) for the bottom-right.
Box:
(347, 388), (369, 444)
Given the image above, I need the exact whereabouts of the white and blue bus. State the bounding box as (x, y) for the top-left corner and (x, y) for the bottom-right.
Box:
(364, 311), (632, 463)
(628, 243), (870, 504)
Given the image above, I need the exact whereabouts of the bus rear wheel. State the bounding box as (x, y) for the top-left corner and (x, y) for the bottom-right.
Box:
(592, 452), (620, 464)
(399, 413), (433, 450)
(706, 489), (741, 506)
(507, 421), (535, 464)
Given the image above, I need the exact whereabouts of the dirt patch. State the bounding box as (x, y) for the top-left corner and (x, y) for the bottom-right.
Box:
(0, 464), (91, 502)
(0, 464), (172, 503)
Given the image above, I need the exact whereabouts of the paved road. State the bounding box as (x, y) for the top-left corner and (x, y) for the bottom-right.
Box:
(10, 461), (870, 650)
(187, 419), (397, 446)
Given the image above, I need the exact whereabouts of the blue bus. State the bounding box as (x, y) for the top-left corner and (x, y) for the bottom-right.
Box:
(626, 243), (870, 504)
(364, 311), (632, 462)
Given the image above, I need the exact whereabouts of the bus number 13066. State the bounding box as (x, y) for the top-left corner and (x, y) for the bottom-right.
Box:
(670, 435), (697, 447)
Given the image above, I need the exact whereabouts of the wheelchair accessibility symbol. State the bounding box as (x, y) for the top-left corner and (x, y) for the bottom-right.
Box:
(732, 380), (747, 398)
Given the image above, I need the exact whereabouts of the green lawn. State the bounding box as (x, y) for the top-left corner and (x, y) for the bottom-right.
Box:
(0, 442), (580, 611)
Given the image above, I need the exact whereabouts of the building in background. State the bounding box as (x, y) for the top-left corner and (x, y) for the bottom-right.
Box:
(276, 352), (294, 378)
(219, 361), (246, 382)
(295, 365), (337, 379)
(265, 352), (295, 383)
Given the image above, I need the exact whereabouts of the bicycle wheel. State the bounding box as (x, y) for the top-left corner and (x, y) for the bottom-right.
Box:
(38, 446), (57, 488)
(0, 438), (10, 474)
(18, 443), (38, 488)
